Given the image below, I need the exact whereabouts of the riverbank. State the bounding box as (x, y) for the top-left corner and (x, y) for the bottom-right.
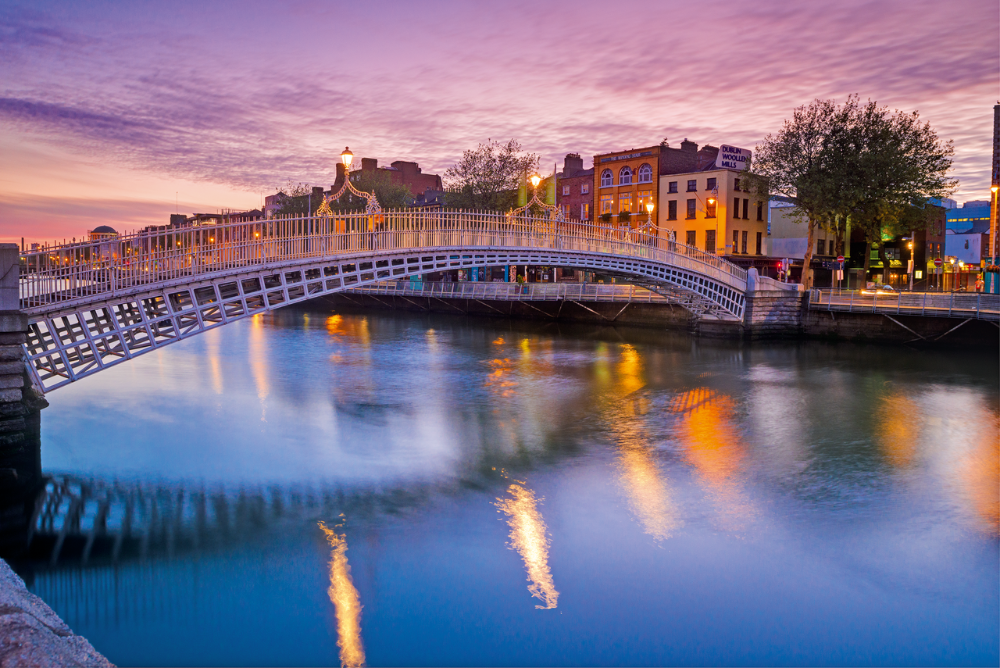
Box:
(0, 559), (112, 667)
(319, 289), (1000, 348)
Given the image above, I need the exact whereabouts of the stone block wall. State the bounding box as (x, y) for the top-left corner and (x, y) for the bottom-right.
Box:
(743, 290), (805, 339)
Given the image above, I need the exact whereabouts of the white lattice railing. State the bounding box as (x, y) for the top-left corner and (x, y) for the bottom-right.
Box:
(19, 209), (747, 311)
(808, 288), (1000, 320)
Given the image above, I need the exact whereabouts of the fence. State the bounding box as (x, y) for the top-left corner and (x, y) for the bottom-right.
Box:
(351, 280), (674, 303)
(808, 288), (1000, 321)
(18, 210), (746, 312)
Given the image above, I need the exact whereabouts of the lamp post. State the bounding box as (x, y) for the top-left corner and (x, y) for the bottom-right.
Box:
(510, 173), (561, 220)
(908, 240), (914, 291)
(315, 147), (382, 217)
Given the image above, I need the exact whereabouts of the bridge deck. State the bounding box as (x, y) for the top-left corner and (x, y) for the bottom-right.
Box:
(808, 288), (1000, 321)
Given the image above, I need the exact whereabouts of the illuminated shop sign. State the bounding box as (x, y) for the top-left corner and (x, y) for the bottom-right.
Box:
(716, 145), (752, 171)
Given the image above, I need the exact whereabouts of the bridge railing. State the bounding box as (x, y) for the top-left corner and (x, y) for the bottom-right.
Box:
(808, 288), (1000, 321)
(353, 280), (671, 303)
(19, 210), (747, 310)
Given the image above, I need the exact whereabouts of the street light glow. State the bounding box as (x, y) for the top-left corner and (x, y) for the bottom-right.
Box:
(646, 202), (655, 213)
(341, 147), (354, 168)
(530, 175), (541, 188)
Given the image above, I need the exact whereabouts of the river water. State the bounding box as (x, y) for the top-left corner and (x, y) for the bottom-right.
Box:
(27, 308), (999, 666)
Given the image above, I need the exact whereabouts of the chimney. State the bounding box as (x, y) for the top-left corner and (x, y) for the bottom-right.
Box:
(361, 157), (378, 171)
(334, 164), (347, 189)
(563, 153), (583, 178)
(681, 138), (697, 153)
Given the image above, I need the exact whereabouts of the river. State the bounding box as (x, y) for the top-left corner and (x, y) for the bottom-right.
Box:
(23, 307), (1000, 666)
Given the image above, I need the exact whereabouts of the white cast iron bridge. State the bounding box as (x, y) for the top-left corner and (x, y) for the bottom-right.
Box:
(19, 210), (748, 391)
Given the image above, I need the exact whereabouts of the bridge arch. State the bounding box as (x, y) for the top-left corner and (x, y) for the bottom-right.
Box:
(19, 210), (747, 391)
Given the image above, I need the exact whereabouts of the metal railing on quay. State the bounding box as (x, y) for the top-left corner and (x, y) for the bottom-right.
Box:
(18, 210), (747, 311)
(351, 280), (671, 303)
(808, 288), (1000, 320)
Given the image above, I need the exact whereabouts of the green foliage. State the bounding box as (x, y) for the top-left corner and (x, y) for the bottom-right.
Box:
(272, 181), (316, 216)
(600, 212), (612, 223)
(618, 210), (631, 224)
(444, 139), (539, 210)
(746, 95), (955, 286)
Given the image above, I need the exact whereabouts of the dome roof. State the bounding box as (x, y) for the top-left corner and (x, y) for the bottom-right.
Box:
(91, 225), (118, 234)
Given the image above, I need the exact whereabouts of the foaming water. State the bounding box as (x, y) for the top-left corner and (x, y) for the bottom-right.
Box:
(24, 308), (998, 666)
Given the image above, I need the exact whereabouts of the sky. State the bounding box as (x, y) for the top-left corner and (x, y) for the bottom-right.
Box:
(1, 0), (997, 244)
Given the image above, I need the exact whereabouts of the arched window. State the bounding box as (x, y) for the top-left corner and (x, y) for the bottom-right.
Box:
(601, 169), (613, 187)
(619, 166), (632, 185)
(637, 163), (652, 183)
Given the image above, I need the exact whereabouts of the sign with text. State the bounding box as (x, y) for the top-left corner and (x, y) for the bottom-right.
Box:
(716, 145), (752, 171)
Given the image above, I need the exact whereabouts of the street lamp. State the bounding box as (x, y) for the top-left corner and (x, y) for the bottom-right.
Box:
(509, 173), (561, 220)
(315, 147), (380, 216)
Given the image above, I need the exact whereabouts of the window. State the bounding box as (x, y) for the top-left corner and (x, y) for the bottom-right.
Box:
(560, 204), (570, 218)
(733, 197), (741, 219)
(562, 185), (570, 196)
(817, 239), (825, 255)
(686, 230), (697, 247)
(705, 229), (716, 254)
(619, 166), (633, 185)
(742, 199), (749, 220)
(581, 203), (590, 220)
(734, 178), (741, 192)
(601, 170), (613, 187)
(637, 190), (652, 213)
(732, 230), (740, 254)
(706, 199), (716, 218)
(637, 163), (653, 183)
(964, 240), (969, 249)
(668, 181), (678, 194)
(581, 183), (589, 195)
(667, 200), (677, 220)
(756, 201), (763, 221)
(707, 177), (717, 191)
(600, 194), (614, 214)
(756, 231), (762, 255)
(741, 230), (748, 255)
(619, 192), (632, 213)
(687, 180), (697, 192)
(686, 199), (696, 219)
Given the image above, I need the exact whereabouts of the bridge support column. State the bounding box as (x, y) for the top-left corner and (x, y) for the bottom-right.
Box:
(0, 244), (47, 557)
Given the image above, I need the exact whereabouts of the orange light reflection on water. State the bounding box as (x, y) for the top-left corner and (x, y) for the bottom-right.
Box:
(496, 483), (559, 609)
(318, 521), (366, 668)
(876, 393), (922, 468)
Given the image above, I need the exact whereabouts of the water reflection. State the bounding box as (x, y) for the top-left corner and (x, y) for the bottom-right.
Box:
(249, 313), (269, 421)
(959, 412), (1000, 536)
(876, 392), (922, 468)
(318, 521), (366, 668)
(675, 390), (754, 528)
(496, 483), (559, 609)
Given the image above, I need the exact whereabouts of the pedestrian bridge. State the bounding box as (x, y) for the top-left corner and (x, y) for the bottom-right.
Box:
(19, 210), (748, 391)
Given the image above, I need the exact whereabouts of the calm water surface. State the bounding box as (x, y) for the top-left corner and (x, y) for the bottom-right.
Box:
(28, 309), (1000, 666)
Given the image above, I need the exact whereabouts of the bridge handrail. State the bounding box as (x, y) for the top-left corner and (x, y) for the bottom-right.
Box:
(353, 280), (667, 303)
(808, 287), (1000, 321)
(18, 209), (746, 310)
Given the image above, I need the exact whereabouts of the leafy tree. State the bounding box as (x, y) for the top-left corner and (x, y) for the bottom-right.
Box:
(746, 96), (954, 287)
(444, 139), (539, 210)
(272, 181), (316, 216)
(744, 99), (846, 288)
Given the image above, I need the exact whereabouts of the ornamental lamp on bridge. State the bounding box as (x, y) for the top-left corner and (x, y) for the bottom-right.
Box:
(315, 146), (381, 219)
(509, 172), (562, 223)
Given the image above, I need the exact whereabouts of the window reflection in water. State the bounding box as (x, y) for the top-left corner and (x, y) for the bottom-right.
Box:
(605, 344), (681, 541)
(206, 327), (224, 395)
(318, 521), (366, 668)
(675, 390), (754, 528)
(876, 393), (922, 468)
(496, 483), (559, 609)
(960, 412), (1000, 536)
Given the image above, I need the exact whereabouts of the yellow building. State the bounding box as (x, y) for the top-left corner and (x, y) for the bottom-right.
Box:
(657, 168), (767, 256)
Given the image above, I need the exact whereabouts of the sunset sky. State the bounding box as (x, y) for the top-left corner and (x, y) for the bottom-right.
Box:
(1, 0), (996, 244)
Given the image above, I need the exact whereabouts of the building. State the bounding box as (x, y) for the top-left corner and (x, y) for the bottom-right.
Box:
(767, 200), (838, 259)
(593, 139), (719, 229)
(555, 154), (594, 220)
(88, 225), (118, 241)
(947, 201), (991, 233)
(657, 163), (768, 258)
(349, 157), (443, 200)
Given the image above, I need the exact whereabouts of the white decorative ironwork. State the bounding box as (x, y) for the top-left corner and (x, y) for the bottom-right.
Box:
(18, 209), (750, 391)
(509, 175), (563, 222)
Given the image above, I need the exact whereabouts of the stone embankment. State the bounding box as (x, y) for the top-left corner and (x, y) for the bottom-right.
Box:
(0, 560), (113, 667)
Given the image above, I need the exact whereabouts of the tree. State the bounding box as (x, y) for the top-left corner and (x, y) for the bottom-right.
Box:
(272, 181), (315, 216)
(832, 101), (955, 282)
(444, 139), (539, 211)
(744, 99), (848, 289)
(747, 96), (955, 288)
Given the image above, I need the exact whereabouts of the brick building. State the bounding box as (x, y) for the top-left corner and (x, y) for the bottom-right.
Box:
(350, 158), (443, 200)
(593, 140), (719, 229)
(555, 154), (594, 221)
